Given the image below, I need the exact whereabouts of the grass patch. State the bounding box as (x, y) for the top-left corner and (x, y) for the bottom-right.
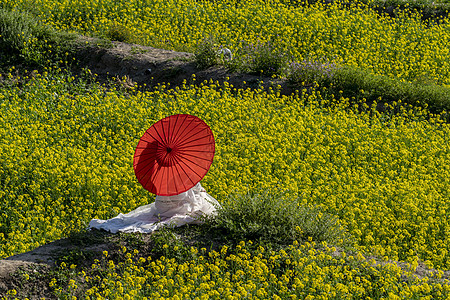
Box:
(0, 8), (77, 68)
(206, 189), (350, 247)
(194, 36), (220, 69)
(329, 66), (450, 115)
(369, 0), (449, 21)
(244, 41), (286, 77)
(288, 62), (450, 116)
(284, 0), (450, 22)
(104, 22), (133, 43)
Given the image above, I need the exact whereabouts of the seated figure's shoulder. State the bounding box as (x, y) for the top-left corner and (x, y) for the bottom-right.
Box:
(192, 182), (206, 193)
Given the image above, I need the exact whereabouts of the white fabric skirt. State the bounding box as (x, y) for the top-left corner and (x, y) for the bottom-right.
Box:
(89, 183), (220, 233)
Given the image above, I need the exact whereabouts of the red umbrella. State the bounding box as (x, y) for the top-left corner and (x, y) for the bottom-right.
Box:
(133, 114), (215, 196)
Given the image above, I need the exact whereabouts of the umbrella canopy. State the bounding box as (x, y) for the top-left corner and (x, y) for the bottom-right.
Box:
(133, 114), (215, 196)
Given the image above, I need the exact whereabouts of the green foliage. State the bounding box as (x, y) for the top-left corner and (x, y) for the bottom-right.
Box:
(56, 249), (97, 269)
(207, 189), (349, 246)
(288, 62), (450, 116)
(0, 8), (76, 66)
(370, 0), (450, 21)
(247, 42), (286, 76)
(329, 66), (450, 115)
(282, 0), (450, 21)
(0, 8), (35, 54)
(194, 36), (219, 69)
(105, 22), (133, 43)
(288, 60), (337, 87)
(150, 226), (189, 260)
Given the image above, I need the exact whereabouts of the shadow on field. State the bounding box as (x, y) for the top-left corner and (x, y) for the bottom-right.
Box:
(0, 225), (231, 299)
(0, 230), (115, 298)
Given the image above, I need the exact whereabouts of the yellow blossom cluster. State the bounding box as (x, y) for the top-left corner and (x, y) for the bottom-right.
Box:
(56, 241), (450, 299)
(0, 71), (151, 257)
(1, 72), (450, 273)
(3, 0), (450, 85)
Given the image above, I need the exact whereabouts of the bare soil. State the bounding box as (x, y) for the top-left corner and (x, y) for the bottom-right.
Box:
(0, 230), (112, 299)
(72, 37), (294, 95)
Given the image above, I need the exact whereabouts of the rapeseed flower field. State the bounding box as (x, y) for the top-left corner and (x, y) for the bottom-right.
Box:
(1, 69), (450, 274)
(3, 0), (450, 86)
(1, 0), (450, 298)
(51, 242), (450, 299)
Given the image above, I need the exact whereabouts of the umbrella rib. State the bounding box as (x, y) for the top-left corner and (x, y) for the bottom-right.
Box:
(177, 158), (199, 185)
(140, 159), (161, 191)
(177, 143), (212, 157)
(134, 151), (159, 160)
(135, 145), (159, 150)
(140, 130), (161, 144)
(177, 132), (213, 149)
(136, 146), (160, 161)
(171, 115), (197, 146)
(169, 151), (201, 182)
(135, 159), (157, 170)
(134, 143), (160, 152)
(176, 151), (214, 164)
(169, 159), (178, 194)
(178, 150), (214, 155)
(167, 114), (181, 145)
(165, 151), (194, 191)
(176, 154), (211, 172)
(159, 149), (177, 194)
(159, 118), (169, 146)
(157, 163), (166, 194)
(153, 121), (168, 147)
(163, 114), (175, 145)
(171, 147), (207, 160)
(171, 157), (188, 193)
(174, 123), (207, 146)
(134, 162), (157, 179)
(178, 148), (214, 157)
(166, 113), (172, 145)
(140, 131), (165, 157)
(178, 141), (214, 151)
(170, 114), (186, 146)
(139, 133), (154, 143)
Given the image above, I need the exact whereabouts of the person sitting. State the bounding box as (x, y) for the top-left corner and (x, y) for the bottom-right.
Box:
(89, 182), (219, 233)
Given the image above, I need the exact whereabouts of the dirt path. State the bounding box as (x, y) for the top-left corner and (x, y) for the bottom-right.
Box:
(0, 230), (115, 298)
(73, 37), (293, 95)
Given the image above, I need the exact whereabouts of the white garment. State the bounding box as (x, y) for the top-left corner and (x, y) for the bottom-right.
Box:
(89, 183), (220, 233)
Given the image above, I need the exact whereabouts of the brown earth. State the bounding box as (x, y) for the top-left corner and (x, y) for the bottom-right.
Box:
(0, 231), (112, 299)
(72, 37), (293, 95)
